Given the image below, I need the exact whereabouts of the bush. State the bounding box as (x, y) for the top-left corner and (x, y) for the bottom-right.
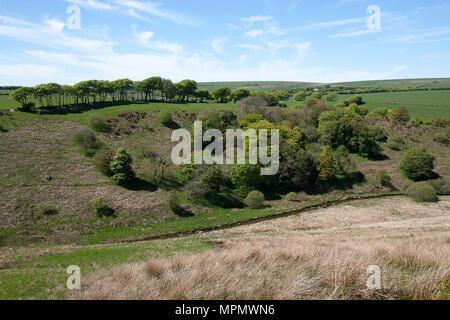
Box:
(406, 182), (438, 203)
(90, 117), (109, 133)
(73, 128), (102, 156)
(244, 190), (265, 209)
(110, 148), (135, 186)
(90, 197), (114, 217)
(38, 202), (59, 216)
(427, 178), (450, 195)
(285, 192), (298, 202)
(158, 111), (173, 127)
(399, 147), (435, 181)
(389, 106), (410, 124)
(93, 148), (115, 176)
(0, 122), (7, 133)
(434, 132), (449, 145)
(167, 192), (181, 213)
(377, 170), (392, 187)
(386, 141), (403, 151)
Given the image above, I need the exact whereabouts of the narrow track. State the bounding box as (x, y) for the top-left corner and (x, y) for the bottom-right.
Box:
(111, 193), (403, 244)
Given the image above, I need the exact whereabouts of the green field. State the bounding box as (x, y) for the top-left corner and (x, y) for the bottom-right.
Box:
(284, 89), (450, 120)
(329, 78), (450, 88)
(198, 81), (318, 91)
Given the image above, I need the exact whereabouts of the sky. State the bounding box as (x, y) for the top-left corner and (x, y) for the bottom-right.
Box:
(0, 0), (449, 85)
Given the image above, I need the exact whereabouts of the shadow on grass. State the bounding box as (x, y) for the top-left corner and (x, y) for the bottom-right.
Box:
(174, 207), (195, 218)
(124, 178), (158, 192)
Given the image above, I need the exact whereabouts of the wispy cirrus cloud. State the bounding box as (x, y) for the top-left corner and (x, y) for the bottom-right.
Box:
(65, 0), (199, 25)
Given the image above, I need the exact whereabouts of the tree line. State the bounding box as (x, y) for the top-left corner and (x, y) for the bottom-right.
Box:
(11, 77), (292, 111)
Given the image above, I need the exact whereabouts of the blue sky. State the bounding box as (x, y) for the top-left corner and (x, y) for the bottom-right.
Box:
(0, 0), (449, 85)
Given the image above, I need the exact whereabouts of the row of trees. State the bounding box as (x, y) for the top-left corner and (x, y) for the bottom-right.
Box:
(11, 78), (205, 110)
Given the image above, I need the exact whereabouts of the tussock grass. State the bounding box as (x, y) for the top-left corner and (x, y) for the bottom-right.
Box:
(71, 237), (449, 300)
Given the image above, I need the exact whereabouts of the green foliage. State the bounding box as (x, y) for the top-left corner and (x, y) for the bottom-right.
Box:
(211, 86), (231, 103)
(90, 117), (108, 133)
(430, 117), (450, 128)
(325, 92), (338, 102)
(244, 190), (265, 208)
(285, 192), (298, 202)
(412, 117), (424, 125)
(232, 164), (262, 194)
(167, 192), (181, 213)
(240, 114), (263, 128)
(158, 111), (173, 127)
(93, 148), (115, 176)
(399, 147), (435, 181)
(201, 165), (224, 194)
(195, 89), (211, 102)
(389, 106), (410, 124)
(310, 92), (322, 100)
(73, 128), (102, 156)
(406, 182), (439, 203)
(434, 132), (449, 145)
(317, 147), (335, 181)
(90, 197), (114, 217)
(427, 178), (450, 195)
(198, 108), (236, 131)
(333, 145), (354, 176)
(367, 107), (389, 120)
(377, 170), (392, 187)
(110, 148), (135, 186)
(292, 103), (304, 109)
(318, 110), (382, 157)
(345, 103), (368, 116)
(230, 88), (251, 103)
(293, 91), (306, 101)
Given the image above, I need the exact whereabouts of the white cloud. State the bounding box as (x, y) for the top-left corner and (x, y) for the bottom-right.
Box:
(245, 29), (264, 38)
(212, 37), (228, 54)
(66, 0), (197, 25)
(241, 16), (273, 23)
(133, 27), (183, 53)
(237, 44), (264, 50)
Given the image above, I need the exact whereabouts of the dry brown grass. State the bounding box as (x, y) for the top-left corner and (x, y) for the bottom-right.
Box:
(71, 197), (450, 300)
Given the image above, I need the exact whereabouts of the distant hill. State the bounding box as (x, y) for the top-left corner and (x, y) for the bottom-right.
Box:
(197, 81), (320, 91)
(198, 78), (450, 91)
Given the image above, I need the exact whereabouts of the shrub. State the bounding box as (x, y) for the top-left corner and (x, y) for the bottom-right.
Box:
(367, 108), (389, 120)
(167, 192), (181, 213)
(201, 165), (224, 194)
(399, 147), (435, 181)
(412, 118), (424, 125)
(386, 141), (402, 151)
(285, 192), (298, 202)
(0, 122), (7, 133)
(38, 202), (59, 216)
(427, 178), (450, 195)
(389, 106), (410, 124)
(110, 148), (135, 186)
(406, 182), (438, 203)
(377, 170), (392, 187)
(90, 197), (114, 217)
(185, 180), (209, 199)
(430, 117), (450, 128)
(244, 190), (265, 209)
(73, 128), (102, 156)
(90, 117), (109, 133)
(434, 132), (449, 145)
(93, 148), (115, 176)
(158, 111), (173, 127)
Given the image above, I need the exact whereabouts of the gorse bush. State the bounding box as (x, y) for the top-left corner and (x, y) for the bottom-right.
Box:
(427, 178), (450, 195)
(158, 111), (173, 127)
(377, 170), (392, 187)
(110, 148), (135, 186)
(167, 192), (181, 213)
(406, 182), (439, 203)
(73, 128), (102, 156)
(285, 192), (298, 202)
(90, 117), (109, 133)
(90, 197), (114, 217)
(399, 147), (435, 181)
(93, 148), (115, 176)
(244, 190), (265, 209)
(38, 202), (59, 216)
(389, 106), (410, 124)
